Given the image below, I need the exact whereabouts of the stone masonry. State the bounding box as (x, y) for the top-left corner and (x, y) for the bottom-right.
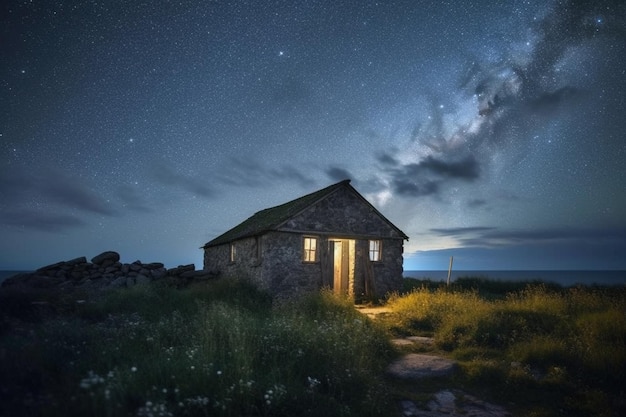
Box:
(1, 251), (218, 293)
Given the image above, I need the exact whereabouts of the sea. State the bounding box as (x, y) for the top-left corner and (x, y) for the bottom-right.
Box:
(1, 269), (624, 287)
(404, 270), (626, 287)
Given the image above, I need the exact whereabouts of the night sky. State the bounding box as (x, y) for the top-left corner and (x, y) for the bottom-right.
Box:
(1, 0), (625, 271)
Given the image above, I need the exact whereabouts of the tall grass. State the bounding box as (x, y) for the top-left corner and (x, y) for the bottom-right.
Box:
(0, 281), (393, 417)
(383, 282), (626, 416)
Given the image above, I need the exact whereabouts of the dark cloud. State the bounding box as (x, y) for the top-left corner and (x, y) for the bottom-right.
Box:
(0, 167), (116, 216)
(394, 179), (439, 197)
(430, 226), (497, 237)
(326, 166), (353, 182)
(216, 157), (314, 189)
(1, 210), (85, 232)
(467, 198), (487, 208)
(376, 152), (399, 167)
(429, 225), (626, 248)
(267, 165), (313, 188)
(385, 155), (480, 197)
(525, 87), (582, 116)
(151, 162), (215, 198)
(420, 156), (479, 179)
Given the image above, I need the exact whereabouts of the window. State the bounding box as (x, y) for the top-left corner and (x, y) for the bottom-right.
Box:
(369, 240), (381, 262)
(229, 243), (236, 263)
(303, 237), (317, 262)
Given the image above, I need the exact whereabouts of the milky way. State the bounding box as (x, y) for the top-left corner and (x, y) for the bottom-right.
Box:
(1, 0), (625, 270)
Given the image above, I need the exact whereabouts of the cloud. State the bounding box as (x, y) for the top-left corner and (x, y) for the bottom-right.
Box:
(267, 165), (312, 188)
(420, 155), (480, 179)
(383, 155), (480, 197)
(369, 0), (623, 203)
(326, 166), (353, 182)
(477, 0), (621, 118)
(430, 226), (497, 237)
(151, 162), (215, 198)
(215, 157), (315, 189)
(376, 152), (399, 167)
(0, 166), (116, 216)
(1, 210), (85, 232)
(429, 225), (626, 248)
(467, 198), (487, 208)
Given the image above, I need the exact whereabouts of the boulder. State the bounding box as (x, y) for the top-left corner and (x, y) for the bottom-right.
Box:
(104, 265), (120, 274)
(36, 261), (66, 272)
(135, 274), (151, 286)
(109, 277), (127, 288)
(91, 251), (120, 265)
(66, 256), (87, 266)
(0, 252), (207, 293)
(150, 268), (167, 279)
(167, 264), (195, 276)
(100, 259), (116, 269)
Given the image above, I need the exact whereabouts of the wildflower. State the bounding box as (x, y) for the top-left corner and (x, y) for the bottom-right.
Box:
(307, 376), (321, 388)
(131, 366), (137, 372)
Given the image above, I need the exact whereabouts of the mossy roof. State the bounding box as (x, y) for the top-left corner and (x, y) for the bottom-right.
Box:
(202, 179), (407, 248)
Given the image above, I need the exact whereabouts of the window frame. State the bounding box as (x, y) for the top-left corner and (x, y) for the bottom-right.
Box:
(369, 239), (382, 262)
(303, 236), (318, 263)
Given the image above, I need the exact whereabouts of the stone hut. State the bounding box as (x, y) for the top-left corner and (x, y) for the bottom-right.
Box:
(202, 179), (408, 301)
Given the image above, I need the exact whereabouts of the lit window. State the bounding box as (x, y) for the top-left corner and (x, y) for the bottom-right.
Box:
(369, 240), (381, 261)
(303, 237), (317, 262)
(230, 243), (236, 262)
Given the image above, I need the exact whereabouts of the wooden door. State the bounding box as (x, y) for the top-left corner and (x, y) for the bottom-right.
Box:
(333, 240), (343, 294)
(332, 239), (351, 295)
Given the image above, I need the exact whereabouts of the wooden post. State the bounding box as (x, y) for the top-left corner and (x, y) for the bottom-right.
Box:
(447, 256), (454, 286)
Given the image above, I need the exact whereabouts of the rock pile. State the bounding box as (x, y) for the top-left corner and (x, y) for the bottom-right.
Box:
(1, 251), (218, 292)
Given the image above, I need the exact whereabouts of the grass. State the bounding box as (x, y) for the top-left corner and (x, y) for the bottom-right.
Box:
(382, 280), (626, 417)
(0, 280), (394, 417)
(1, 276), (624, 417)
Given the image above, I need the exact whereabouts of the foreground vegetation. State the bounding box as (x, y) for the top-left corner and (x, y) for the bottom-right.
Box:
(384, 278), (626, 417)
(1, 276), (624, 416)
(0, 281), (393, 417)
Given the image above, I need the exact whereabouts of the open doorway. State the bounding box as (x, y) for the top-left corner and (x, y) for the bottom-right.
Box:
(330, 238), (355, 296)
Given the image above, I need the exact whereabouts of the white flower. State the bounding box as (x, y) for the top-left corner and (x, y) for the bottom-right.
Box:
(131, 366), (137, 372)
